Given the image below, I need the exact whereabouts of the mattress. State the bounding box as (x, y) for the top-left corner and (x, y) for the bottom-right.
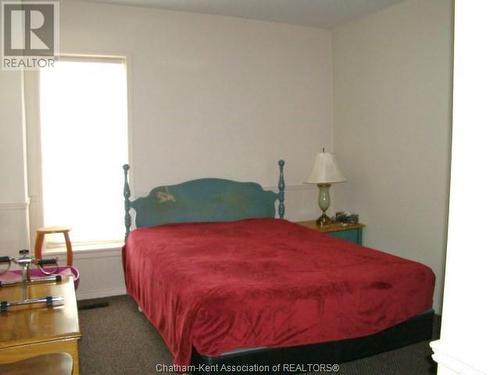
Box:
(213, 308), (434, 357)
(122, 218), (435, 366)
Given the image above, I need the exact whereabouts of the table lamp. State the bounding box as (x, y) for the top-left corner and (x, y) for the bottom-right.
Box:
(306, 149), (346, 227)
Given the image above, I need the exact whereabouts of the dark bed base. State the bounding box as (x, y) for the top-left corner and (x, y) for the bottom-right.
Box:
(191, 310), (434, 374)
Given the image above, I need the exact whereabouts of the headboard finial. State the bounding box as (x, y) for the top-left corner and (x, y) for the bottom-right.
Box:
(278, 160), (285, 219)
(123, 164), (132, 240)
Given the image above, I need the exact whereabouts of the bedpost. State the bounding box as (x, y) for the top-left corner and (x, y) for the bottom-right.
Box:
(278, 160), (285, 219)
(123, 164), (131, 240)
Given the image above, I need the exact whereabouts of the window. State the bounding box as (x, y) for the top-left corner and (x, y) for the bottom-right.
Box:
(32, 57), (128, 246)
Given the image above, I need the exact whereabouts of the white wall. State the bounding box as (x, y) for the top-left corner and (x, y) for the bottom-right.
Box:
(431, 1), (500, 374)
(331, 0), (453, 312)
(60, 0), (333, 191)
(0, 70), (30, 257)
(10, 0), (334, 298)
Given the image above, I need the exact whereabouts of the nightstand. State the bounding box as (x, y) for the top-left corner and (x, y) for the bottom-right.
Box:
(297, 220), (365, 245)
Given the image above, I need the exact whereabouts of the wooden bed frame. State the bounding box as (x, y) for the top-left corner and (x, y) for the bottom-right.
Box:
(123, 160), (285, 239)
(122, 160), (433, 374)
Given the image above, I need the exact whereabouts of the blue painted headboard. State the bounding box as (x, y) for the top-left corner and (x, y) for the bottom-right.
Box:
(123, 160), (285, 239)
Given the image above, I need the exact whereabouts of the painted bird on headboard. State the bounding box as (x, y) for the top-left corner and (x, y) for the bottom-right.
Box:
(156, 188), (176, 203)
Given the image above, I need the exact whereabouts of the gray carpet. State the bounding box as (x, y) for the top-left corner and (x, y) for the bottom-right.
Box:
(78, 295), (439, 375)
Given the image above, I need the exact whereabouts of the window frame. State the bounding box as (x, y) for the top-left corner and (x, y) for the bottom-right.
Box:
(24, 54), (133, 250)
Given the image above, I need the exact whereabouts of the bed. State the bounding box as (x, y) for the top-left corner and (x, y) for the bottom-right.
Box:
(122, 161), (435, 374)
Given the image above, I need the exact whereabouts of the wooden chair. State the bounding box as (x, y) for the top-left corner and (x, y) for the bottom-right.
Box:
(34, 227), (73, 266)
(0, 353), (73, 375)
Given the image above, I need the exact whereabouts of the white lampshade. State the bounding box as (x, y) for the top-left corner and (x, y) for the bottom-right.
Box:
(306, 151), (346, 184)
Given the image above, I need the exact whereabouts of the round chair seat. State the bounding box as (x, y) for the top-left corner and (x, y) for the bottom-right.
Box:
(36, 226), (71, 234)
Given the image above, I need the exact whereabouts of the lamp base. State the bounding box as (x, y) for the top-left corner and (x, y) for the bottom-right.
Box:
(316, 213), (334, 227)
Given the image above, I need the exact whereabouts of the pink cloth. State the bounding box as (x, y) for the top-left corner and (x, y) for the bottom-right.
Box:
(0, 267), (80, 289)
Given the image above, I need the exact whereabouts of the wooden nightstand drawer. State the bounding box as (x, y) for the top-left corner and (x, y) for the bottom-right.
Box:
(327, 228), (362, 244)
(296, 220), (365, 245)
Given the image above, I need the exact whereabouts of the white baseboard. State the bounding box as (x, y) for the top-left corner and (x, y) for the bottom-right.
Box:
(430, 340), (487, 375)
(76, 287), (127, 301)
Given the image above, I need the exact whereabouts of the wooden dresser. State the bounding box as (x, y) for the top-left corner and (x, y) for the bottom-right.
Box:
(0, 277), (81, 374)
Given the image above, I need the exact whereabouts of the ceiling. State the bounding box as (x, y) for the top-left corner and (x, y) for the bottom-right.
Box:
(86, 0), (407, 29)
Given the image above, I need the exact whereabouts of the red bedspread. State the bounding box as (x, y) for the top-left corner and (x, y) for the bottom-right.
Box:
(123, 219), (434, 366)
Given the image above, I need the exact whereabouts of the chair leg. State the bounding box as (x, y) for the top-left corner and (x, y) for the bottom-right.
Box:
(34, 233), (45, 260)
(63, 232), (73, 266)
